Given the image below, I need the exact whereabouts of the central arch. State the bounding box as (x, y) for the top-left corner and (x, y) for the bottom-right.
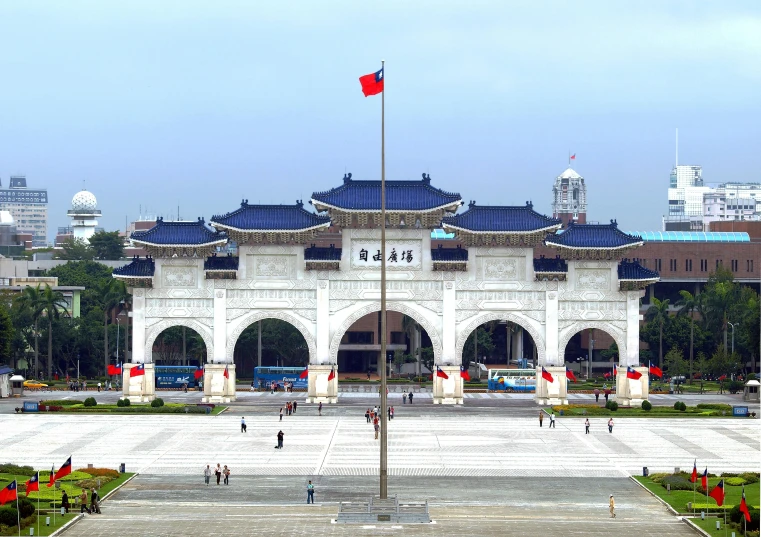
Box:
(557, 321), (627, 365)
(455, 312), (546, 365)
(144, 319), (214, 364)
(226, 310), (317, 363)
(329, 302), (443, 364)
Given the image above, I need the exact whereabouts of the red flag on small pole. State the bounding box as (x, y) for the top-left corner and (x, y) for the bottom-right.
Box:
(359, 68), (384, 97)
(565, 367), (577, 383)
(327, 368), (336, 381)
(690, 459), (697, 483)
(739, 486), (751, 522)
(47, 465), (55, 488)
(626, 366), (642, 380)
(436, 367), (449, 380)
(130, 363), (145, 377)
(541, 367), (554, 383)
(194, 366), (204, 380)
(299, 367), (309, 379)
(24, 472), (39, 497)
(708, 479), (725, 506)
(223, 365), (229, 379)
(0, 480), (17, 505)
(649, 362), (662, 378)
(460, 365), (471, 381)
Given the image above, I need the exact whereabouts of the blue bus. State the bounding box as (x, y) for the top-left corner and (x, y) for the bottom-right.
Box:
(487, 369), (536, 392)
(253, 366), (307, 390)
(155, 365), (199, 389)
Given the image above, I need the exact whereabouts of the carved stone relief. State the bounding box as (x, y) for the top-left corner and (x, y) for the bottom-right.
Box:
(481, 257), (524, 281)
(576, 270), (610, 290)
(162, 267), (197, 288)
(253, 256), (292, 278)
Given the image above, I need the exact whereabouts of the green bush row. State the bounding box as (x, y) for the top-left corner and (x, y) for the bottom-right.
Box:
(39, 399), (84, 406)
(0, 464), (35, 476)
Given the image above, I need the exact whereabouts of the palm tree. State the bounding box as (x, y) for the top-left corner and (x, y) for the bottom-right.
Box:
(100, 279), (129, 375)
(16, 286), (43, 377)
(676, 290), (700, 385)
(38, 284), (68, 379)
(645, 297), (670, 370)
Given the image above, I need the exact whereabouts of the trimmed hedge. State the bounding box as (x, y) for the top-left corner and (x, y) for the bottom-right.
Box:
(83, 397), (97, 407)
(39, 399), (84, 406)
(673, 401), (687, 411)
(116, 398), (131, 407)
(0, 464), (35, 476)
(641, 400), (652, 411)
(696, 403), (732, 412)
(661, 474), (695, 491)
(605, 400), (619, 411)
(150, 397), (165, 408)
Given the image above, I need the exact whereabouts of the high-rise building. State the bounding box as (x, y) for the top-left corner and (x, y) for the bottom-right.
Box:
(667, 165), (709, 218)
(551, 167), (587, 226)
(0, 175), (48, 247)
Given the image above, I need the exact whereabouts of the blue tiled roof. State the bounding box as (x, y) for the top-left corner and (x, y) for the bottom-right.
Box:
(545, 221), (643, 249)
(311, 173), (462, 212)
(304, 244), (342, 261)
(431, 245), (468, 262)
(441, 202), (562, 233)
(130, 218), (227, 246)
(211, 201), (330, 232)
(113, 257), (155, 277)
(0, 366), (13, 376)
(533, 256), (568, 273)
(618, 259), (660, 281)
(204, 255), (239, 271)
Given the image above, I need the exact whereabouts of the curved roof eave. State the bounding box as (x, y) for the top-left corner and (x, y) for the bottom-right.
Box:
(130, 238), (228, 248)
(442, 223), (562, 235)
(209, 221), (331, 234)
(310, 199), (462, 214)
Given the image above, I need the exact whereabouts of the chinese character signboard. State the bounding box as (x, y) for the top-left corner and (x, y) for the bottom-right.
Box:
(350, 241), (422, 270)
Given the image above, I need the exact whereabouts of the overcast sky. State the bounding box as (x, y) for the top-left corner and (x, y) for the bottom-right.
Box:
(1, 1), (759, 239)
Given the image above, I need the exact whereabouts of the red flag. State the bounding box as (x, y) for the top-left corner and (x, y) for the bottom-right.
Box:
(223, 365), (229, 379)
(649, 362), (662, 378)
(194, 366), (204, 380)
(460, 365), (471, 381)
(565, 367), (577, 383)
(739, 486), (751, 522)
(709, 479), (724, 507)
(718, 374), (727, 381)
(436, 367), (449, 380)
(614, 365), (618, 377)
(359, 68), (384, 97)
(47, 465), (55, 488)
(690, 460), (697, 483)
(626, 366), (642, 380)
(54, 457), (72, 481)
(570, 154), (576, 160)
(130, 363), (145, 377)
(25, 472), (39, 496)
(327, 368), (336, 381)
(0, 481), (17, 505)
(541, 367), (554, 383)
(107, 363), (122, 375)
(299, 367), (309, 379)
(603, 372), (611, 379)
(701, 468), (708, 490)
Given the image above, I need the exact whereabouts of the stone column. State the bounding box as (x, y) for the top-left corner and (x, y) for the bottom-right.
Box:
(213, 289), (227, 364)
(433, 281), (458, 404)
(202, 363), (235, 403)
(543, 286), (559, 366)
(432, 365), (463, 405)
(306, 364), (337, 404)
(308, 280), (334, 402)
(131, 289), (146, 364)
(625, 290), (644, 366)
(122, 363), (155, 403)
(616, 366), (648, 407)
(535, 366), (567, 406)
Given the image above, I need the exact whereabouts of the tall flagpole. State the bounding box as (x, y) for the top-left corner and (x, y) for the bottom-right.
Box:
(379, 58), (388, 500)
(15, 481), (20, 537)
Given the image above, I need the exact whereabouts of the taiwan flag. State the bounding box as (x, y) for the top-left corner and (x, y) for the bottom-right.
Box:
(299, 367), (309, 379)
(541, 367), (554, 383)
(25, 472), (39, 496)
(570, 154), (576, 160)
(194, 366), (204, 380)
(701, 468), (708, 490)
(327, 368), (336, 381)
(54, 457), (72, 481)
(436, 367), (449, 380)
(107, 363), (122, 376)
(709, 480), (725, 507)
(690, 460), (697, 483)
(649, 362), (662, 378)
(0, 481), (17, 505)
(47, 465), (55, 487)
(460, 365), (471, 381)
(359, 68), (384, 97)
(565, 367), (577, 383)
(740, 486), (751, 522)
(130, 363), (145, 377)
(223, 365), (229, 379)
(603, 372), (611, 379)
(614, 365), (618, 377)
(626, 367), (642, 380)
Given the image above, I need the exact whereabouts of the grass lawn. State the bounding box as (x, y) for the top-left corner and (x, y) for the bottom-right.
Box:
(548, 403), (740, 418)
(687, 516), (743, 537)
(634, 475), (760, 513)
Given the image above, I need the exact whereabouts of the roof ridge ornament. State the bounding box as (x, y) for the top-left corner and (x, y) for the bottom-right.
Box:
(526, 200), (533, 210)
(421, 173), (431, 184)
(610, 219), (618, 228)
(241, 199), (248, 207)
(468, 200), (476, 208)
(343, 173), (352, 183)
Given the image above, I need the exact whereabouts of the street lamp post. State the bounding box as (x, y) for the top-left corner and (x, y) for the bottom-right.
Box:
(588, 329), (595, 379)
(727, 322), (736, 356)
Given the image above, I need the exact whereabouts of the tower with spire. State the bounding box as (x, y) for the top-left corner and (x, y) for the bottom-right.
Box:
(551, 167), (586, 226)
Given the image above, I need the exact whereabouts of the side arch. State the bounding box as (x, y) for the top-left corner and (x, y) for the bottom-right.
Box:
(558, 321), (627, 364)
(455, 312), (546, 365)
(144, 318), (214, 364)
(329, 302), (443, 365)
(226, 310), (317, 363)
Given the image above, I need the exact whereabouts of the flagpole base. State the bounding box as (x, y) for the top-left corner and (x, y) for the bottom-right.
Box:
(616, 366), (648, 407)
(432, 366), (464, 405)
(306, 364), (338, 404)
(123, 363), (155, 403)
(534, 366), (568, 406)
(201, 363), (236, 403)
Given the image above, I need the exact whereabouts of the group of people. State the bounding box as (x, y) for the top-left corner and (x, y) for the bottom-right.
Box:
(204, 464), (232, 485)
(593, 386), (613, 403)
(69, 487), (101, 514)
(539, 411), (615, 434)
(279, 401), (298, 420)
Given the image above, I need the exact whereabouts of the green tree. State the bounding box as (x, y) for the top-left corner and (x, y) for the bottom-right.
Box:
(39, 284), (69, 378)
(15, 286), (43, 376)
(462, 327), (495, 367)
(600, 342), (619, 361)
(0, 303), (14, 364)
(419, 346), (434, 376)
(392, 350), (416, 376)
(708, 347), (741, 379)
(55, 237), (95, 260)
(676, 290), (700, 384)
(88, 231), (125, 260)
(663, 347), (687, 379)
(701, 266), (740, 354)
(98, 279), (129, 374)
(645, 297), (670, 370)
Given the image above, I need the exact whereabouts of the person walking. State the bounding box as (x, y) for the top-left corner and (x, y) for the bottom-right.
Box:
(61, 490), (70, 513)
(604, 387), (611, 402)
(80, 489), (91, 514)
(204, 465), (212, 486)
(539, 410), (544, 427)
(585, 418), (590, 434)
(594, 388), (600, 403)
(318, 402), (323, 416)
(277, 430), (284, 449)
(97, 382), (101, 392)
(390, 406), (394, 420)
(374, 418), (380, 440)
(549, 412), (556, 428)
(279, 407), (283, 421)
(403, 391), (407, 404)
(215, 464), (222, 485)
(90, 488), (101, 514)
(408, 392), (413, 404)
(223, 465), (230, 485)
(293, 401), (297, 413)
(608, 418), (614, 433)
(307, 480), (315, 504)
(241, 417), (247, 433)
(388, 406), (392, 420)
(365, 408), (370, 423)
(609, 494), (616, 518)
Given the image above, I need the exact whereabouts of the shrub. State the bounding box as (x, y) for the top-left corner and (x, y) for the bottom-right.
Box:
(16, 497), (34, 519)
(661, 474), (694, 491)
(75, 476), (113, 489)
(116, 398), (131, 407)
(728, 380), (743, 394)
(150, 398), (165, 408)
(83, 397), (97, 407)
(748, 373), (757, 381)
(0, 464), (35, 476)
(641, 400), (652, 411)
(730, 505), (760, 531)
(723, 477), (747, 486)
(0, 506), (18, 527)
(673, 401), (687, 411)
(608, 401), (618, 411)
(696, 403), (732, 411)
(740, 472), (760, 484)
(39, 400), (83, 406)
(78, 467), (119, 478)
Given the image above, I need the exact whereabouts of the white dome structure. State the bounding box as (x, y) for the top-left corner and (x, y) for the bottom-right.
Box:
(71, 190), (98, 212)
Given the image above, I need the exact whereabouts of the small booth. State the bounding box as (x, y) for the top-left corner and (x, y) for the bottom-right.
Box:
(743, 379), (760, 403)
(10, 375), (25, 397)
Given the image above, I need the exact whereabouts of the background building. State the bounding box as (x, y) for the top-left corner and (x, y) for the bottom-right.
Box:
(66, 189), (101, 243)
(551, 167), (587, 225)
(0, 175), (48, 247)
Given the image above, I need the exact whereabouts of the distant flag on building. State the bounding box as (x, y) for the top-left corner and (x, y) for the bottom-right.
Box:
(740, 486), (751, 522)
(436, 367), (449, 380)
(327, 368), (336, 381)
(0, 481), (17, 505)
(47, 465), (55, 488)
(25, 472), (39, 497)
(541, 367), (554, 383)
(626, 366), (642, 380)
(54, 457), (72, 481)
(223, 365), (229, 379)
(690, 459), (697, 483)
(709, 479), (725, 507)
(299, 367), (309, 379)
(359, 68), (384, 97)
(460, 365), (471, 381)
(194, 366), (204, 380)
(701, 468), (708, 491)
(130, 363), (145, 378)
(565, 367), (577, 383)
(570, 154), (576, 160)
(649, 362), (662, 378)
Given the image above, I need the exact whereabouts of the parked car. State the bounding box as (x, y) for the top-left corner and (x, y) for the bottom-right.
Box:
(23, 380), (48, 389)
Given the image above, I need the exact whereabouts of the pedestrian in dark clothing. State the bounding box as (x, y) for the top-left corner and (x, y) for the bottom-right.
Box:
(604, 388), (611, 402)
(61, 490), (70, 513)
(318, 402), (322, 416)
(241, 417), (247, 433)
(388, 407), (392, 419)
(365, 409), (371, 423)
(90, 489), (101, 514)
(539, 411), (544, 427)
(307, 480), (315, 504)
(215, 464), (222, 484)
(408, 392), (413, 404)
(585, 418), (590, 434)
(293, 401), (297, 413)
(280, 407), (283, 421)
(594, 388), (600, 402)
(608, 418), (614, 433)
(223, 465), (230, 485)
(277, 430), (284, 449)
